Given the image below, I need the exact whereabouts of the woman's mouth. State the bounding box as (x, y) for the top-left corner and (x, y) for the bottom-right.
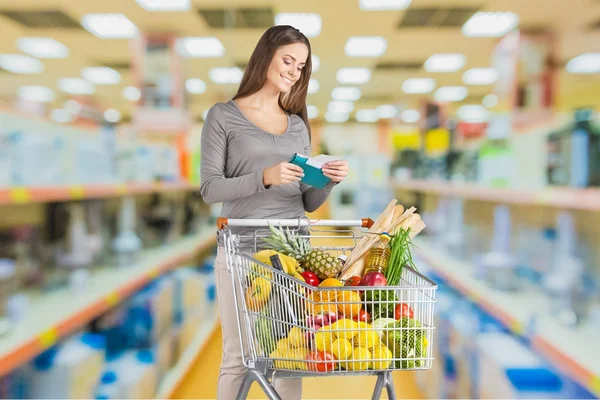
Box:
(281, 75), (293, 86)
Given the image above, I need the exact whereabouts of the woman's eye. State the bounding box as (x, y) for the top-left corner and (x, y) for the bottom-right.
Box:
(284, 60), (291, 65)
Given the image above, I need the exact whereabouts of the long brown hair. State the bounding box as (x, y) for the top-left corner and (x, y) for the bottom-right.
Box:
(233, 25), (313, 139)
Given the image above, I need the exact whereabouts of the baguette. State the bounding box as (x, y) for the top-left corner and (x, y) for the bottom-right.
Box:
(408, 220), (426, 239)
(343, 206), (416, 273)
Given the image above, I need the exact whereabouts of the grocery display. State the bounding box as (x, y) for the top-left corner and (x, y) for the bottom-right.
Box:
(0, 109), (219, 398)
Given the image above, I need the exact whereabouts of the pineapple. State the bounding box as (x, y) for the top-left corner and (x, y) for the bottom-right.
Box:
(263, 224), (343, 280)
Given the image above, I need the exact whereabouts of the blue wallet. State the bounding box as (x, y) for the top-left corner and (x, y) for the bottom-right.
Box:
(289, 153), (331, 188)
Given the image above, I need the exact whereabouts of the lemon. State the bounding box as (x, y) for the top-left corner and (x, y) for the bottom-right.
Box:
(330, 338), (353, 361)
(370, 344), (393, 370)
(329, 318), (360, 341)
(271, 348), (295, 369)
(315, 328), (335, 352)
(353, 329), (380, 349)
(345, 347), (372, 371)
(292, 348), (310, 371)
(276, 338), (291, 353)
(287, 327), (305, 347)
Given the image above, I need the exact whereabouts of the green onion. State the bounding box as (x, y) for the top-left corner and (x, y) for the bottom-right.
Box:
(385, 228), (417, 286)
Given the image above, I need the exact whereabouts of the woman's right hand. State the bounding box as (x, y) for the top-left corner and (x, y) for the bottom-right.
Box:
(263, 162), (305, 186)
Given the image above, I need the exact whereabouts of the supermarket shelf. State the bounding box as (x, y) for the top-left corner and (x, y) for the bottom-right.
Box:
(414, 238), (600, 397)
(0, 181), (198, 206)
(392, 179), (600, 211)
(0, 231), (217, 378)
(156, 312), (220, 399)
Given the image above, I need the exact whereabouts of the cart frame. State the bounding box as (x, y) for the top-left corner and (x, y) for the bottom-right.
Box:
(219, 217), (437, 400)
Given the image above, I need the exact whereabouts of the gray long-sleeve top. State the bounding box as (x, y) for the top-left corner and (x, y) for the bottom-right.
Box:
(200, 100), (336, 247)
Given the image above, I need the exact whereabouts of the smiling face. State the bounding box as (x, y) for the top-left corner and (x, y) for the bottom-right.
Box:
(265, 43), (309, 94)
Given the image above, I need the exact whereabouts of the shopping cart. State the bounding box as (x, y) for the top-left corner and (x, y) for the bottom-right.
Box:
(218, 217), (437, 400)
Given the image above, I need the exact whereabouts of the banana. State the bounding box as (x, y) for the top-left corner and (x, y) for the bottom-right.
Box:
(253, 250), (297, 275)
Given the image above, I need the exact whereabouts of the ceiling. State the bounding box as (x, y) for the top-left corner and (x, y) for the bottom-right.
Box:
(0, 0), (598, 125)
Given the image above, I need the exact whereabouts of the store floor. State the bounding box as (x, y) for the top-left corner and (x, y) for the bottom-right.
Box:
(172, 328), (424, 400)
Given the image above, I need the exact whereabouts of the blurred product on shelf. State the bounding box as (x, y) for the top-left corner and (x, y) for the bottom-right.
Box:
(0, 111), (195, 188)
(98, 350), (159, 399)
(391, 108), (600, 190)
(112, 197), (143, 267)
(23, 333), (106, 399)
(541, 212), (588, 327)
(0, 256), (217, 399)
(0, 258), (17, 335)
(474, 205), (519, 292)
(414, 276), (597, 400)
(547, 108), (600, 188)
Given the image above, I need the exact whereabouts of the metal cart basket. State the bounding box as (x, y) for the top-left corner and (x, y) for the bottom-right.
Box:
(219, 217), (437, 400)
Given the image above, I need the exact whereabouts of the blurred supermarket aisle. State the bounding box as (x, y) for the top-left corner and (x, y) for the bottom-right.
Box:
(173, 328), (423, 400)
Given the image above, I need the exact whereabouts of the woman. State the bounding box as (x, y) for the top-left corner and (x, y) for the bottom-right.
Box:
(200, 25), (349, 399)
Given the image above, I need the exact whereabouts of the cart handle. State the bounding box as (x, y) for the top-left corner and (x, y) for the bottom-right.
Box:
(216, 217), (373, 230)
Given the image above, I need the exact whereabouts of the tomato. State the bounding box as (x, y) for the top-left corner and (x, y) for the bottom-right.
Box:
(395, 303), (414, 319)
(306, 350), (336, 372)
(301, 271), (320, 287)
(352, 309), (371, 323)
(345, 276), (361, 287)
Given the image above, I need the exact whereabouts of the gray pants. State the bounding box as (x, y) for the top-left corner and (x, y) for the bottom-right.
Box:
(215, 246), (302, 400)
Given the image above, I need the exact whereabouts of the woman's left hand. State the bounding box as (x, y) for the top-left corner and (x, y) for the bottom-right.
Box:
(322, 160), (349, 183)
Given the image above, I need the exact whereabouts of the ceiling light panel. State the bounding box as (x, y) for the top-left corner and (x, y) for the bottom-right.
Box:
(58, 78), (95, 95)
(17, 37), (69, 59)
(462, 12), (519, 37)
(402, 78), (436, 94)
(457, 104), (489, 122)
(482, 94), (499, 108)
(275, 13), (322, 38)
(345, 36), (388, 57)
(377, 104), (397, 118)
(82, 67), (121, 85)
(463, 68), (498, 85)
(424, 53), (466, 72)
(328, 101), (354, 113)
(325, 111), (350, 123)
(312, 55), (320, 72)
(434, 86), (468, 102)
(337, 68), (372, 84)
(104, 108), (122, 123)
(81, 14), (139, 39)
(186, 78), (207, 94)
(400, 109), (420, 123)
(18, 86), (55, 102)
(0, 54), (44, 74)
(136, 0), (190, 11)
(359, 0), (412, 11)
(331, 87), (362, 101)
(209, 67), (243, 84)
(123, 86), (141, 101)
(355, 109), (379, 123)
(177, 37), (225, 58)
(566, 53), (600, 74)
(308, 79), (320, 94)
